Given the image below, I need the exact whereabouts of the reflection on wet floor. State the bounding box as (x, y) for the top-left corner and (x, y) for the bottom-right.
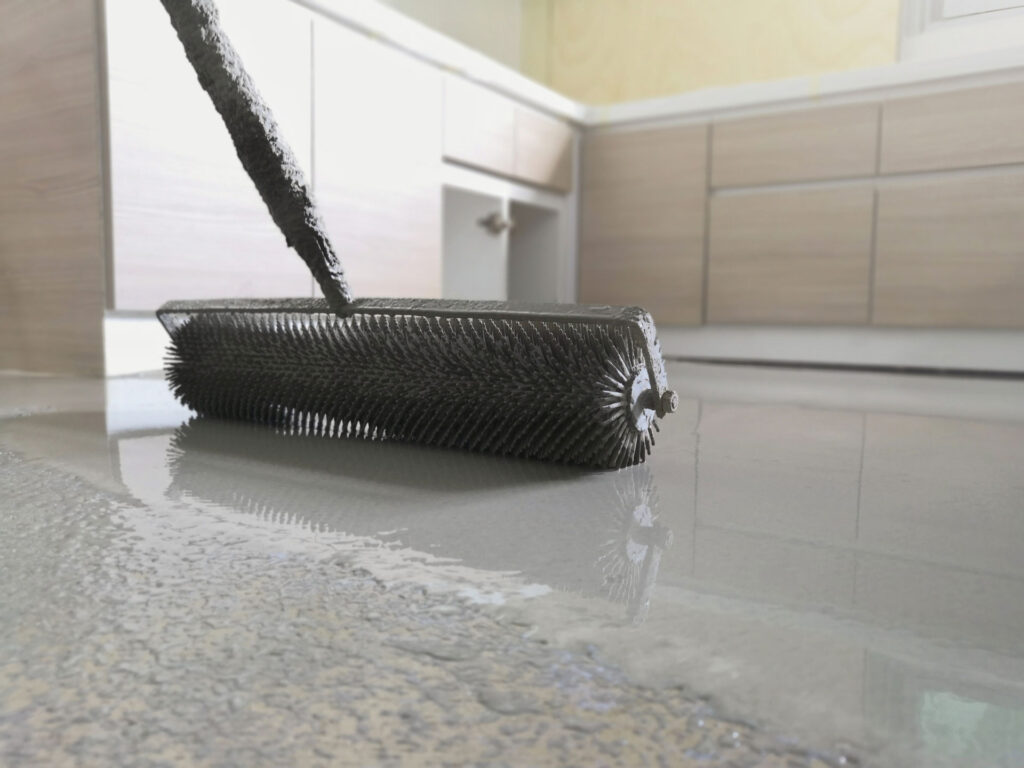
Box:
(2, 362), (1023, 766)
(164, 419), (672, 624)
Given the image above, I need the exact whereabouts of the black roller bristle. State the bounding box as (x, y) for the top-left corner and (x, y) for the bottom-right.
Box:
(161, 300), (668, 469)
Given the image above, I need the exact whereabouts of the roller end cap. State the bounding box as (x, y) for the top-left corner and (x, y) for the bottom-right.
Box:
(660, 390), (678, 416)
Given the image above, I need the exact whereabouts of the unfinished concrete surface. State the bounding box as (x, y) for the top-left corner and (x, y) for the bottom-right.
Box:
(2, 361), (1024, 767)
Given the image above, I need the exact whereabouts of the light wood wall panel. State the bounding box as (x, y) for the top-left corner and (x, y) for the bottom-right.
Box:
(316, 21), (443, 298)
(879, 82), (1024, 174)
(579, 125), (707, 325)
(513, 106), (573, 193)
(874, 172), (1024, 327)
(712, 104), (879, 187)
(0, 0), (106, 375)
(106, 0), (314, 310)
(708, 187), (874, 324)
(443, 76), (515, 178)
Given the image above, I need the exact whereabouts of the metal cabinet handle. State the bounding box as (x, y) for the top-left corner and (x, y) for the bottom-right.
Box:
(478, 211), (515, 235)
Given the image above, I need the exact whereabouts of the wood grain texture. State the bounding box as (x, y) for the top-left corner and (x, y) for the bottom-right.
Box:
(707, 187), (874, 324)
(880, 82), (1024, 174)
(874, 172), (1024, 327)
(106, 0), (314, 311)
(712, 104), (880, 187)
(443, 76), (515, 177)
(579, 125), (707, 325)
(513, 106), (573, 193)
(315, 21), (443, 299)
(0, 0), (106, 375)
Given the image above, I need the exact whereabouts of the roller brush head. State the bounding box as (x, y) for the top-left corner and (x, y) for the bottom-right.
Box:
(154, 2), (678, 470)
(158, 298), (678, 469)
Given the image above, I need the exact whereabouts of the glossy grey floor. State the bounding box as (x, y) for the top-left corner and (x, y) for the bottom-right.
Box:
(2, 362), (1023, 767)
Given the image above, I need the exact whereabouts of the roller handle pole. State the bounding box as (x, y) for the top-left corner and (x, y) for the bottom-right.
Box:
(158, 0), (352, 312)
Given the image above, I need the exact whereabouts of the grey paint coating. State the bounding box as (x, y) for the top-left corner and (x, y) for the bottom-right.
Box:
(3, 361), (1024, 766)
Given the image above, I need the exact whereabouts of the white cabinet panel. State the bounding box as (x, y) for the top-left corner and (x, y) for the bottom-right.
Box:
(443, 76), (515, 178)
(315, 21), (443, 299)
(106, 0), (314, 310)
(513, 106), (573, 193)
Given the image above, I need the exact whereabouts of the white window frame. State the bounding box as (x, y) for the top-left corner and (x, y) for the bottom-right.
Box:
(901, 0), (1024, 60)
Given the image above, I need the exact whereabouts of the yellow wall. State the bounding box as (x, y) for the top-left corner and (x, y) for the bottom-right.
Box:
(378, 0), (524, 70)
(521, 0), (901, 104)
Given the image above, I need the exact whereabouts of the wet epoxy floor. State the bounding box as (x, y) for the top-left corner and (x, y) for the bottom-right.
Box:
(2, 362), (1023, 767)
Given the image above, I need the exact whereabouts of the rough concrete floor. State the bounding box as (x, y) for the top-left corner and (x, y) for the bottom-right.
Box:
(1, 447), (842, 767)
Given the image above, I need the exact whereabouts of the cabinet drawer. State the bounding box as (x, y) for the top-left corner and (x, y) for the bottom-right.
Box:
(880, 82), (1024, 174)
(513, 106), (573, 192)
(712, 104), (879, 188)
(708, 187), (874, 324)
(443, 76), (515, 177)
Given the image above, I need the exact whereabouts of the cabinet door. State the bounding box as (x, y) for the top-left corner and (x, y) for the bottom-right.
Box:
(707, 187), (874, 325)
(315, 21), (442, 298)
(106, 0), (314, 310)
(442, 189), (507, 300)
(874, 172), (1024, 327)
(579, 125), (707, 325)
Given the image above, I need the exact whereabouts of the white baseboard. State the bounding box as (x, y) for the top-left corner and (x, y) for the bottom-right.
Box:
(658, 325), (1024, 374)
(104, 313), (167, 376)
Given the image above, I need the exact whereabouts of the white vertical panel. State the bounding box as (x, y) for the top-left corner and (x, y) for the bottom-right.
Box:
(106, 0), (314, 309)
(314, 20), (443, 298)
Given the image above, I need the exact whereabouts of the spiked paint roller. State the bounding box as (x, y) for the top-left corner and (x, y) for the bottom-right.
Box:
(155, 0), (678, 468)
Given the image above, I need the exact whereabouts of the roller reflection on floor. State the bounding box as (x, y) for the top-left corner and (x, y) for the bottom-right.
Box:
(166, 417), (673, 622)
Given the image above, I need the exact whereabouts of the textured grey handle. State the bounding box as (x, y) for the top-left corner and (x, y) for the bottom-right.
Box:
(158, 0), (352, 312)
